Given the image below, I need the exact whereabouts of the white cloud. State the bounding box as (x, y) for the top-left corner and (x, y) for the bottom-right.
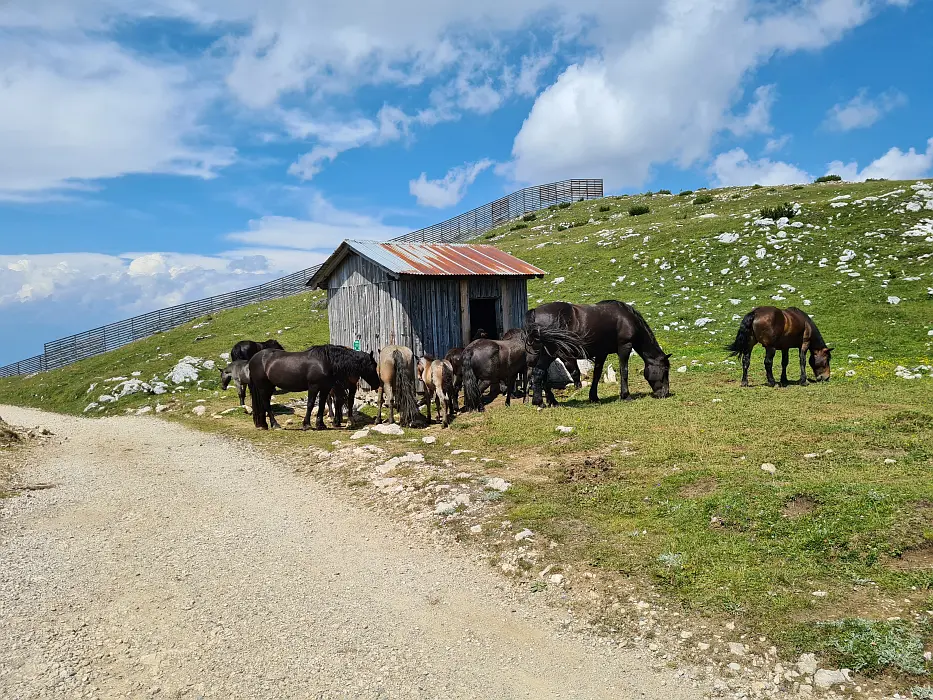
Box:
(730, 85), (776, 136)
(763, 135), (792, 155)
(710, 148), (811, 187)
(409, 160), (495, 208)
(0, 36), (234, 200)
(509, 0), (877, 189)
(826, 137), (933, 181)
(824, 88), (907, 131)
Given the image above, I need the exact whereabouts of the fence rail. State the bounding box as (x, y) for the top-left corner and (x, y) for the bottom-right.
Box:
(0, 178), (603, 378)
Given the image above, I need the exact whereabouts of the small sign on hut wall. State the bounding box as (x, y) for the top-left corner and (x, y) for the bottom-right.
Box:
(353, 340), (361, 351)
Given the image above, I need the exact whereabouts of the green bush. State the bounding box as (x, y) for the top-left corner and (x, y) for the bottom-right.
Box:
(558, 202), (572, 209)
(693, 194), (714, 205)
(678, 190), (694, 197)
(815, 174), (843, 183)
(760, 202), (796, 220)
(598, 204), (611, 212)
(793, 185), (805, 190)
(511, 223), (528, 231)
(657, 189), (672, 195)
(730, 193), (742, 199)
(752, 184), (763, 189)
(521, 213), (537, 222)
(628, 204), (650, 216)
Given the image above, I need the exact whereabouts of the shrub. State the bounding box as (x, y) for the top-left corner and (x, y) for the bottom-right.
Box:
(511, 223), (528, 231)
(558, 202), (572, 209)
(815, 174), (843, 183)
(678, 190), (694, 197)
(628, 204), (651, 216)
(693, 194), (714, 205)
(657, 189), (672, 195)
(730, 193), (742, 199)
(867, 177), (888, 182)
(760, 202), (796, 220)
(818, 619), (929, 675)
(521, 213), (537, 222)
(598, 204), (611, 212)
(792, 185), (805, 190)
(752, 184), (763, 189)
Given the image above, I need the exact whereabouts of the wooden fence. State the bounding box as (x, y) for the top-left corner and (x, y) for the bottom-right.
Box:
(0, 178), (603, 378)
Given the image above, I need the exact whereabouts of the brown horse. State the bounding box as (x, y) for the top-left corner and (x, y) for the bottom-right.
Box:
(444, 347), (463, 410)
(727, 306), (832, 387)
(376, 345), (422, 427)
(417, 355), (455, 427)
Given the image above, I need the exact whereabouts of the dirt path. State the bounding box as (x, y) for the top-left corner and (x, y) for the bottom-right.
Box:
(0, 406), (709, 699)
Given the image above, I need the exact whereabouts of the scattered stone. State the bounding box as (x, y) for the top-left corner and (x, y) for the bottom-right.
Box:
(422, 436), (437, 444)
(811, 590), (827, 597)
(485, 477), (511, 492)
(514, 529), (534, 542)
(192, 406), (207, 417)
(796, 654), (818, 676)
(371, 423), (404, 436)
(697, 642), (711, 651)
(729, 642), (746, 656)
(555, 426), (574, 434)
(813, 669), (851, 689)
(548, 574), (564, 585)
(760, 463), (777, 475)
(350, 429), (370, 440)
(469, 524), (482, 534)
(135, 406), (152, 415)
(451, 449), (473, 455)
(803, 453), (819, 459)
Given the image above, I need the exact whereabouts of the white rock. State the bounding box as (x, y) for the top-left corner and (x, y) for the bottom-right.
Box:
(135, 406), (152, 415)
(761, 463), (777, 475)
(83, 402), (99, 413)
(727, 662), (742, 673)
(551, 276), (565, 285)
(694, 317), (714, 327)
(350, 429), (370, 440)
(814, 669), (851, 689)
(811, 590), (827, 597)
(804, 453), (819, 459)
(434, 502), (457, 515)
(884, 458), (897, 464)
(192, 406), (207, 417)
(219, 352), (231, 361)
(796, 654), (819, 676)
(469, 524), (483, 534)
(676, 365), (687, 373)
(451, 449), (473, 455)
(887, 296), (901, 305)
(555, 425), (574, 434)
(371, 423), (404, 436)
(202, 360), (216, 371)
(486, 477), (511, 492)
(514, 529), (534, 542)
(845, 370), (855, 377)
(422, 436), (437, 444)
(716, 232), (739, 243)
(166, 360), (200, 384)
(548, 573), (564, 585)
(729, 642), (746, 656)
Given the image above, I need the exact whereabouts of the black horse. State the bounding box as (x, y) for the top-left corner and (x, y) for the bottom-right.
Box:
(231, 338), (284, 362)
(525, 300), (672, 406)
(248, 345), (380, 430)
(462, 325), (585, 411)
(443, 347), (464, 411)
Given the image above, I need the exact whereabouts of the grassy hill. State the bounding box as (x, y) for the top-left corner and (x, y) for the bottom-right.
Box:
(2, 178), (932, 683)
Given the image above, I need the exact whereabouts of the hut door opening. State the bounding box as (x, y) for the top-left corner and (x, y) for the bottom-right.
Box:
(468, 298), (499, 340)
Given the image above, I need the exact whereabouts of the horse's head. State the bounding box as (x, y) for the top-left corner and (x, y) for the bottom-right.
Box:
(219, 365), (233, 390)
(416, 356), (429, 379)
(264, 339), (284, 351)
(360, 351), (382, 390)
(644, 353), (672, 398)
(809, 346), (832, 381)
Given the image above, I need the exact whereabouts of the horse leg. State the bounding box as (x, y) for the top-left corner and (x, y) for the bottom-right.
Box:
(589, 355), (606, 403)
(618, 345), (633, 401)
(780, 350), (789, 387)
(799, 346), (809, 386)
(315, 388), (328, 430)
(764, 347), (777, 388)
(483, 380), (498, 409)
(302, 389), (316, 430)
(376, 385), (384, 424)
(505, 374), (517, 407)
(333, 388), (344, 429)
(424, 387), (432, 423)
(387, 385), (395, 425)
(344, 385), (357, 429)
(741, 351), (752, 387)
(237, 381), (246, 407)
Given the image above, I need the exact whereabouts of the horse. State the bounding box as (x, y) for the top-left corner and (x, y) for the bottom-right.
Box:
(376, 345), (423, 427)
(417, 356), (456, 427)
(220, 361), (250, 406)
(248, 345), (380, 430)
(525, 300), (672, 407)
(726, 306), (832, 387)
(443, 347), (463, 410)
(462, 325), (585, 412)
(231, 338), (284, 362)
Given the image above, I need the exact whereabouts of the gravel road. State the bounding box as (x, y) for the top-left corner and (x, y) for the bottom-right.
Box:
(0, 406), (710, 699)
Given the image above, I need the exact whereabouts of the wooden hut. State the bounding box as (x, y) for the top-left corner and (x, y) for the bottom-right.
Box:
(306, 240), (546, 358)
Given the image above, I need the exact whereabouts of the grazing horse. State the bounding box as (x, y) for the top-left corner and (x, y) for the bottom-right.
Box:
(376, 345), (422, 427)
(727, 306), (832, 387)
(525, 300), (672, 407)
(220, 361), (250, 406)
(248, 345), (380, 430)
(462, 325), (585, 412)
(231, 338), (284, 362)
(417, 356), (456, 427)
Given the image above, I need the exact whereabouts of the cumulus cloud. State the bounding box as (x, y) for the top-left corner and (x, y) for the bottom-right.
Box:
(709, 149), (812, 187)
(827, 137), (933, 181)
(824, 88), (907, 131)
(409, 160), (495, 208)
(509, 0), (878, 189)
(729, 85), (777, 137)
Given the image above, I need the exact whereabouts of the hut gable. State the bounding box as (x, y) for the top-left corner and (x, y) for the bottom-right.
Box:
(307, 241), (545, 358)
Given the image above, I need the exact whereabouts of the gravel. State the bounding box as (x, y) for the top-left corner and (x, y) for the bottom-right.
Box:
(0, 406), (708, 699)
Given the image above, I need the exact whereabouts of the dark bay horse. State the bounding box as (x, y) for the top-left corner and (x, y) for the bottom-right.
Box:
(444, 347), (463, 410)
(525, 300), (672, 406)
(462, 325), (585, 412)
(727, 306), (832, 387)
(231, 338), (284, 362)
(248, 345), (380, 430)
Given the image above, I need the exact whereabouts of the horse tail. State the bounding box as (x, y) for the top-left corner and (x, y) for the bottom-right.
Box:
(391, 348), (420, 426)
(727, 311), (756, 356)
(462, 347), (484, 412)
(248, 360), (266, 428)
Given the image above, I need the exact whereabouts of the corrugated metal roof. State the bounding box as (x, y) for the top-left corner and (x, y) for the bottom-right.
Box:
(307, 240), (545, 288)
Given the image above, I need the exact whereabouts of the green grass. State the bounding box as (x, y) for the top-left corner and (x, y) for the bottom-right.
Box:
(2, 178), (933, 678)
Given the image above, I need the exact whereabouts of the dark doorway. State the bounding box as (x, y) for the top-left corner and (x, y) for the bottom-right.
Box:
(469, 298), (500, 340)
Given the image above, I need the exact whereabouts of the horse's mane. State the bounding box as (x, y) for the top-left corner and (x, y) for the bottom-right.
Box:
(787, 307), (828, 350)
(308, 344), (371, 375)
(596, 299), (666, 359)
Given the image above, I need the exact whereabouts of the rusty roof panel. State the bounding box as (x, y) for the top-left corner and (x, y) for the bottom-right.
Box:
(376, 242), (545, 276)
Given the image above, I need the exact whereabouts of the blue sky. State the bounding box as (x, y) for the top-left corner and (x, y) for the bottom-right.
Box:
(1, 0), (932, 365)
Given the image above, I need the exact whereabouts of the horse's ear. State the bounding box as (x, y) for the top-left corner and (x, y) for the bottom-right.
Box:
(665, 353), (673, 359)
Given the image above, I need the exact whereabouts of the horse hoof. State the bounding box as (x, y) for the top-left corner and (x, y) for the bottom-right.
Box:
(622, 394), (634, 402)
(315, 424), (327, 431)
